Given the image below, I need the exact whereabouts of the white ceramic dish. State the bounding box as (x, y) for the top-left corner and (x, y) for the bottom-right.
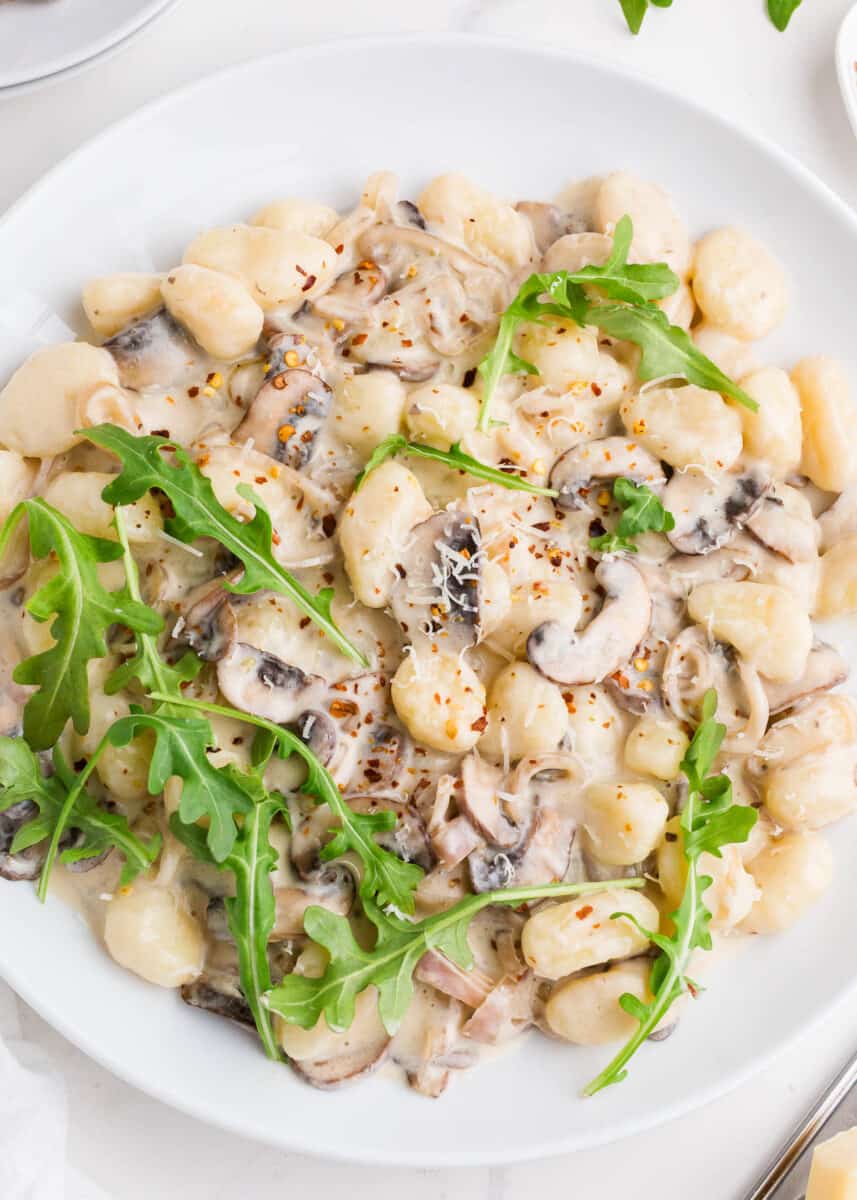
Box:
(0, 0), (175, 92)
(2, 34), (857, 1167)
(836, 3), (857, 142)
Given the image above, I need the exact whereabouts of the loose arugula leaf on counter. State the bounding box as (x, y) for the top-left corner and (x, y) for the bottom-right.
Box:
(147, 692), (425, 913)
(476, 217), (755, 429)
(583, 690), (758, 1097)
(354, 434), (558, 497)
(82, 424), (368, 668)
(767, 0), (802, 30)
(0, 737), (161, 897)
(267, 880), (645, 1036)
(590, 477), (675, 555)
(584, 303), (757, 411)
(0, 499), (162, 750)
(170, 796), (285, 1061)
(108, 710), (257, 863)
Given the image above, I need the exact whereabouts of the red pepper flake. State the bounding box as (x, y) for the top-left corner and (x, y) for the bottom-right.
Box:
(321, 514), (337, 538)
(351, 333), (368, 346)
(575, 905), (593, 920)
(299, 617), (311, 629)
(188, 386), (200, 398)
(301, 273), (317, 293)
(591, 382), (602, 396)
(470, 714), (488, 733)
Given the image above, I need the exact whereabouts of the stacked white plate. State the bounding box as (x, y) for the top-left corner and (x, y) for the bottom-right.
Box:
(0, 0), (175, 94)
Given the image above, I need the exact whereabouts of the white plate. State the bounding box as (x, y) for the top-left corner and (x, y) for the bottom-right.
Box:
(2, 34), (857, 1167)
(0, 0), (175, 91)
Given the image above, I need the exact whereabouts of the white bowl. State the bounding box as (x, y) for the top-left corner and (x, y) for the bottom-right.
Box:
(2, 34), (857, 1167)
(0, 0), (175, 92)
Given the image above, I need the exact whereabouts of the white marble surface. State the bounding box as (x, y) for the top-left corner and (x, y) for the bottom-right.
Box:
(3, 0), (857, 1195)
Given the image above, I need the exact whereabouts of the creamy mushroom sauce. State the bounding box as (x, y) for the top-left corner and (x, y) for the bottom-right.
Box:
(3, 169), (857, 1095)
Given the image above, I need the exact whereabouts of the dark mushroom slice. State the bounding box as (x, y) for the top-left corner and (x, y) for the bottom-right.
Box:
(762, 641), (848, 715)
(181, 978), (256, 1028)
(104, 308), (206, 389)
(468, 804), (575, 893)
(293, 709), (338, 766)
(171, 575), (238, 662)
(457, 753), (519, 848)
(528, 559), (652, 686)
(511, 201), (583, 255)
(390, 983), (473, 1099)
(216, 642), (327, 726)
(549, 437), (666, 512)
(290, 1012), (392, 1090)
(745, 487), (818, 563)
(312, 259), (388, 325)
(234, 367), (332, 471)
(262, 330), (319, 374)
(390, 510), (482, 650)
(606, 640), (665, 715)
(344, 794), (433, 870)
(664, 467), (769, 556)
(0, 800), (46, 881)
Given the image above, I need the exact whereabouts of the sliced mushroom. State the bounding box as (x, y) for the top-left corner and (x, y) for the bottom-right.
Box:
(415, 950), (495, 1008)
(181, 978), (255, 1027)
(104, 308), (206, 389)
(391, 510), (482, 650)
(605, 640), (666, 715)
(745, 486), (819, 563)
(468, 803), (575, 893)
(462, 973), (538, 1044)
(216, 642), (326, 725)
(528, 559), (652, 685)
(290, 997), (392, 1090)
(420, 271), (483, 357)
(819, 486), (857, 553)
(549, 437), (665, 512)
(458, 753), (519, 848)
(312, 259), (388, 324)
(345, 795), (433, 870)
(762, 640), (848, 715)
(347, 307), (441, 382)
(234, 367), (332, 471)
(663, 625), (769, 754)
(0, 799), (46, 881)
(390, 982), (472, 1099)
(171, 575), (238, 662)
(514, 202), (574, 254)
(294, 709), (338, 766)
(664, 467), (768, 555)
(271, 879), (354, 937)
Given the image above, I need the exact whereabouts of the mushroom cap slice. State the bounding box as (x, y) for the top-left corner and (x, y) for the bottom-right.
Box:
(104, 308), (206, 389)
(171, 574), (238, 663)
(664, 467), (769, 556)
(312, 259), (388, 325)
(468, 804), (575, 893)
(181, 977), (255, 1028)
(549, 437), (665, 513)
(0, 799), (45, 881)
(762, 640), (848, 715)
(216, 642), (326, 725)
(458, 753), (519, 848)
(527, 559), (652, 686)
(745, 486), (819, 563)
(235, 366), (332, 471)
(390, 510), (482, 650)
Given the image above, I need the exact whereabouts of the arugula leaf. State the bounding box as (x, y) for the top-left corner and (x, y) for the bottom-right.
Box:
(147, 692), (425, 913)
(0, 737), (160, 896)
(618, 0), (649, 34)
(571, 216), (679, 304)
(268, 880), (644, 1036)
(82, 425), (368, 667)
(475, 218), (754, 430)
(583, 303), (757, 411)
(170, 796), (284, 1060)
(767, 0), (802, 30)
(108, 710), (256, 862)
(583, 689), (758, 1097)
(590, 477), (675, 555)
(354, 434), (558, 497)
(0, 499), (162, 749)
(107, 509), (200, 699)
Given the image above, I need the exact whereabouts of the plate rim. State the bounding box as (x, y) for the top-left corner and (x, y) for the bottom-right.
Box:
(0, 0), (177, 91)
(3, 31), (857, 1166)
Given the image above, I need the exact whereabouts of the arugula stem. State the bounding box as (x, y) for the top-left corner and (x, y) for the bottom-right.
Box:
(0, 502), (25, 565)
(477, 313), (517, 433)
(36, 733), (112, 902)
(360, 438), (557, 497)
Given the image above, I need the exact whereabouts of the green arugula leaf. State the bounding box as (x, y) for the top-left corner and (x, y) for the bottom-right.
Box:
(618, 0), (649, 34)
(170, 796), (284, 1060)
(583, 689), (758, 1097)
(590, 477), (675, 555)
(475, 218), (754, 430)
(108, 710), (256, 862)
(0, 737), (160, 895)
(82, 425), (368, 668)
(582, 303), (757, 411)
(767, 0), (802, 30)
(147, 691), (425, 913)
(106, 508), (201, 699)
(354, 434), (558, 497)
(571, 216), (679, 304)
(268, 880), (644, 1036)
(0, 499), (162, 750)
